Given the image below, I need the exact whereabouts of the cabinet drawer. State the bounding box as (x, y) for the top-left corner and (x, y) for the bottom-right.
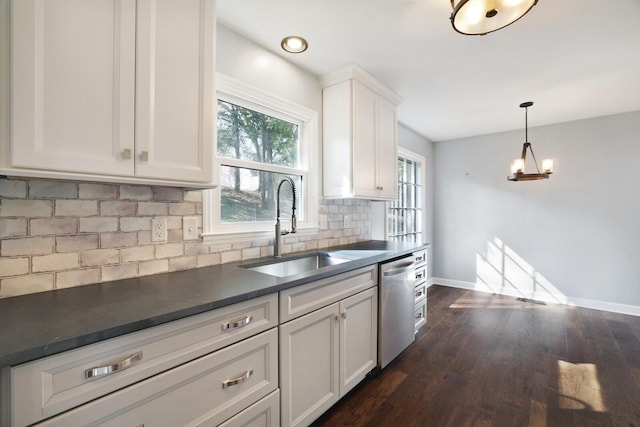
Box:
(414, 265), (427, 284)
(414, 250), (427, 268)
(10, 293), (277, 427)
(218, 389), (280, 427)
(36, 328), (278, 427)
(414, 282), (427, 304)
(279, 265), (377, 323)
(415, 300), (427, 333)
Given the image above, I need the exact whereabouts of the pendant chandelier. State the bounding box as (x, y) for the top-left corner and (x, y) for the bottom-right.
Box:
(450, 0), (538, 36)
(507, 102), (553, 182)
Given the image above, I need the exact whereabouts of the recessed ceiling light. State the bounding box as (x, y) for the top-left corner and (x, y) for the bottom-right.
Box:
(281, 36), (308, 53)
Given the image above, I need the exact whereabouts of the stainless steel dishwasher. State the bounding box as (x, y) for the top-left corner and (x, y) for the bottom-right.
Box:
(379, 254), (416, 368)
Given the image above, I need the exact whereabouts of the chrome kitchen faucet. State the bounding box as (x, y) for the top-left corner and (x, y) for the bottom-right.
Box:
(274, 177), (297, 257)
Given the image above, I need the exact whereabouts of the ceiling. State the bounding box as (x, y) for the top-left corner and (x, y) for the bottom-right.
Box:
(217, 0), (640, 142)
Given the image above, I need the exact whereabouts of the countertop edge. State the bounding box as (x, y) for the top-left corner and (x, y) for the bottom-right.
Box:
(0, 241), (429, 368)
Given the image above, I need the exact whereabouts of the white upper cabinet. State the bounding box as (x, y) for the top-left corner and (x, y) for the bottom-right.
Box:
(321, 65), (402, 200)
(1, 0), (215, 187)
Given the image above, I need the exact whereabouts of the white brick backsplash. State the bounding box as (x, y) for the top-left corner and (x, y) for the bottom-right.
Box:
(102, 263), (137, 281)
(169, 256), (197, 271)
(0, 179), (373, 299)
(100, 232), (138, 248)
(184, 242), (208, 256)
(183, 190), (202, 202)
(56, 268), (100, 289)
(139, 259), (168, 276)
(29, 180), (78, 199)
(0, 199), (52, 217)
(2, 237), (54, 256)
(80, 249), (119, 267)
(221, 250), (241, 264)
(120, 185), (153, 200)
(168, 202), (195, 215)
(56, 235), (99, 252)
(79, 183), (118, 200)
(32, 253), (79, 272)
(137, 202), (168, 216)
(100, 201), (137, 216)
(30, 218), (78, 235)
(241, 247), (260, 260)
(0, 218), (27, 238)
(79, 217), (118, 233)
(167, 216), (182, 230)
(0, 257), (29, 277)
(197, 253), (221, 267)
(55, 200), (98, 217)
(153, 187), (183, 202)
(0, 179), (27, 198)
(120, 217), (151, 232)
(121, 245), (155, 262)
(1, 273), (54, 297)
(156, 243), (183, 259)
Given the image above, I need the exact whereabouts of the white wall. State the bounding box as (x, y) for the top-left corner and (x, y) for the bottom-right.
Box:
(433, 111), (640, 313)
(216, 24), (321, 116)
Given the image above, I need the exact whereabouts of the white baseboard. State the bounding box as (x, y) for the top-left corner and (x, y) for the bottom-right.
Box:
(432, 277), (640, 317)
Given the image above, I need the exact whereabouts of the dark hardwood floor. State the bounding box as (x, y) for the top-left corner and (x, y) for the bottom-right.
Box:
(311, 285), (640, 427)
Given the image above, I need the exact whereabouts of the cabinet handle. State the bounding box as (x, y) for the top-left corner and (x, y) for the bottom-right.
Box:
(222, 369), (253, 389)
(122, 148), (132, 160)
(85, 351), (143, 379)
(416, 271), (425, 280)
(415, 254), (426, 263)
(140, 151), (149, 162)
(221, 315), (253, 331)
(376, 186), (384, 190)
(341, 311), (347, 320)
(416, 312), (424, 319)
(415, 290), (423, 298)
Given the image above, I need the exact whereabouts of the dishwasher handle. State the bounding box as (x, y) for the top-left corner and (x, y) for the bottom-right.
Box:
(382, 261), (415, 276)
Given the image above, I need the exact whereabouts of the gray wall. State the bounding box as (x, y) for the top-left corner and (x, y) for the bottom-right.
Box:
(433, 111), (640, 310)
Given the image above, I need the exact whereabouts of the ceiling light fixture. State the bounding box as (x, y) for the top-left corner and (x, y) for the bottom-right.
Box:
(450, 0), (538, 35)
(508, 101), (553, 182)
(281, 36), (308, 53)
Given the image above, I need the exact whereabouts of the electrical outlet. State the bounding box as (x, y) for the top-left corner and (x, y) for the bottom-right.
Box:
(343, 215), (350, 229)
(151, 217), (167, 242)
(183, 216), (199, 240)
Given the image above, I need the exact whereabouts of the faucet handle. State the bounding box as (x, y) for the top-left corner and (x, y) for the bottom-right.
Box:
(291, 216), (297, 233)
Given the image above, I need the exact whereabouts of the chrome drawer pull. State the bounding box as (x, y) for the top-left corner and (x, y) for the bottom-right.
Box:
(416, 312), (424, 319)
(85, 351), (143, 379)
(415, 290), (423, 298)
(222, 369), (253, 389)
(415, 254), (425, 263)
(221, 315), (253, 331)
(415, 271), (425, 279)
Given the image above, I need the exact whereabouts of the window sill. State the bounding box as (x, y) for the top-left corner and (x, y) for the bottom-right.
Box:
(202, 226), (319, 245)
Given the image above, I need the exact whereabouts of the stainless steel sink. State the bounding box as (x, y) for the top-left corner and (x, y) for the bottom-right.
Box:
(242, 253), (351, 277)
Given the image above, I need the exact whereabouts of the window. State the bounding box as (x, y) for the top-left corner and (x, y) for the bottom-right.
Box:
(387, 148), (424, 242)
(203, 74), (318, 242)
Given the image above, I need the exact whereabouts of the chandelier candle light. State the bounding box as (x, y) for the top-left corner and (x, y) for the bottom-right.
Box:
(450, 0), (538, 35)
(507, 101), (553, 182)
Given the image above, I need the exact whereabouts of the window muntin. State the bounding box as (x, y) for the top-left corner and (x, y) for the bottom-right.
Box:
(388, 150), (423, 242)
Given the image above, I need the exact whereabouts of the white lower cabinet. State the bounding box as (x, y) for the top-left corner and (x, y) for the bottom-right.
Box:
(36, 328), (278, 426)
(280, 287), (378, 427)
(219, 390), (280, 427)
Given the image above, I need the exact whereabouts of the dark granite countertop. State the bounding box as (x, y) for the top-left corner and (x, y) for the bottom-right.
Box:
(0, 240), (428, 368)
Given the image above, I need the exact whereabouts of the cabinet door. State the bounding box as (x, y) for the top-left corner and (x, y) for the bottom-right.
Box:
(279, 304), (340, 427)
(376, 96), (398, 199)
(10, 0), (136, 175)
(351, 80), (378, 198)
(135, 0), (214, 182)
(339, 287), (378, 395)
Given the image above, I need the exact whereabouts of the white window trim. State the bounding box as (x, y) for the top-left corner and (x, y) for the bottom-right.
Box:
(381, 146), (426, 242)
(202, 73), (319, 244)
